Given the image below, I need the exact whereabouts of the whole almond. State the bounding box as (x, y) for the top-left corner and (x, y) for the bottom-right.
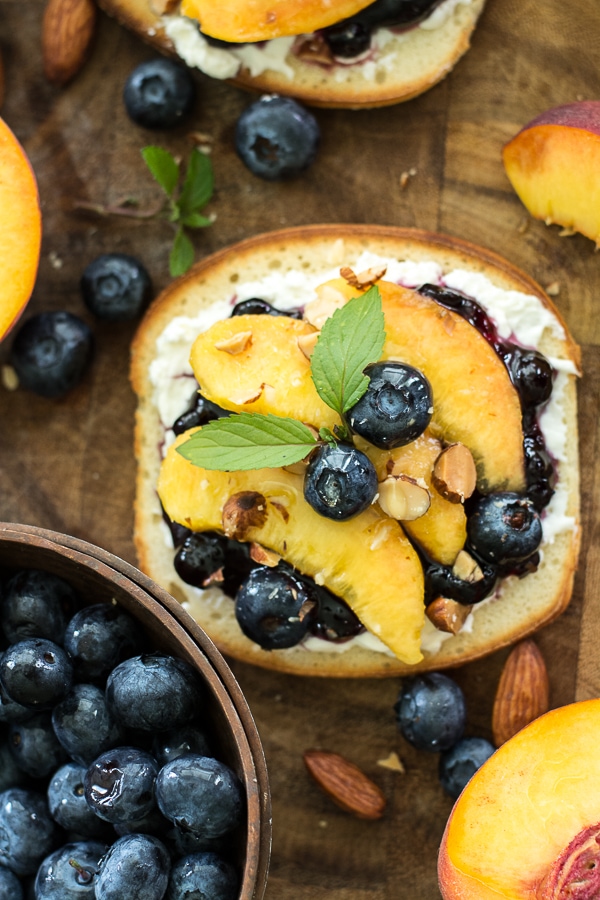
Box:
(42, 0), (97, 86)
(303, 749), (386, 820)
(492, 639), (549, 747)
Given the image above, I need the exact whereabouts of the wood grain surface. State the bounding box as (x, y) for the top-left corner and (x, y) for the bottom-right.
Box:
(0, 1), (599, 897)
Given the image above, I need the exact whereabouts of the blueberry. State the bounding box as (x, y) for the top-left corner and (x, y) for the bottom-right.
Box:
(52, 683), (125, 766)
(0, 638), (73, 709)
(112, 806), (167, 838)
(163, 823), (227, 859)
(105, 654), (204, 732)
(94, 834), (170, 900)
(166, 851), (238, 900)
(63, 604), (144, 683)
(347, 362), (433, 449)
(0, 867), (23, 900)
(173, 531), (228, 588)
(322, 20), (371, 57)
(84, 745), (158, 825)
(304, 443), (378, 521)
(0, 677), (34, 725)
(123, 58), (195, 129)
(439, 736), (496, 799)
(231, 297), (302, 319)
(81, 253), (152, 322)
(235, 95), (320, 180)
(152, 723), (211, 767)
(307, 583), (363, 640)
(172, 393), (229, 436)
(0, 788), (57, 876)
(507, 348), (553, 408)
(395, 673), (467, 752)
(0, 741), (27, 793)
(9, 311), (93, 398)
(34, 841), (107, 898)
(424, 557), (498, 606)
(9, 712), (68, 778)
(235, 565), (316, 650)
(47, 763), (112, 838)
(156, 755), (243, 838)
(467, 492), (542, 565)
(1, 568), (76, 644)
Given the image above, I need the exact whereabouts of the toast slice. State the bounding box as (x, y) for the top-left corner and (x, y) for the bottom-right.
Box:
(130, 224), (580, 677)
(96, 0), (487, 108)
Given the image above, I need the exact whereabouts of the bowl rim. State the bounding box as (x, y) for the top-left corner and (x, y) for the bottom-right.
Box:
(0, 521), (272, 900)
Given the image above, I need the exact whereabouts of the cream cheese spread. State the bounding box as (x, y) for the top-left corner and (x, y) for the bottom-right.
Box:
(162, 0), (475, 83)
(150, 252), (577, 658)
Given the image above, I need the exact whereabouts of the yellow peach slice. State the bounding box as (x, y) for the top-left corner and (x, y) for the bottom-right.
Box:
(158, 430), (425, 665)
(503, 101), (600, 246)
(0, 117), (42, 341)
(439, 699), (600, 899)
(180, 0), (375, 43)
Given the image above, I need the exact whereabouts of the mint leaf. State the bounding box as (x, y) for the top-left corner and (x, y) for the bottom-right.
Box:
(177, 413), (318, 471)
(182, 211), (213, 229)
(177, 149), (214, 219)
(310, 285), (386, 415)
(141, 146), (179, 197)
(170, 227), (195, 277)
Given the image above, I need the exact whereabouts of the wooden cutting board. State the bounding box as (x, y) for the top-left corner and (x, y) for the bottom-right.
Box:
(0, 0), (599, 897)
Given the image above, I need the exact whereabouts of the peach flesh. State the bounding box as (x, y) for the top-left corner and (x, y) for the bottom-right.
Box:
(438, 700), (600, 899)
(0, 117), (42, 341)
(503, 101), (600, 245)
(180, 0), (375, 42)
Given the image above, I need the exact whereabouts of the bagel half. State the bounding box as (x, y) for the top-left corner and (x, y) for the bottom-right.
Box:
(130, 224), (581, 677)
(97, 0), (487, 108)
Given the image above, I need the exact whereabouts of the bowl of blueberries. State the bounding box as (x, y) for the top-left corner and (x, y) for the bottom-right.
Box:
(0, 521), (271, 900)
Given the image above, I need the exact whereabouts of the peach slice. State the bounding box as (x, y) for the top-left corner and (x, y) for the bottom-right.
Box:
(503, 101), (600, 246)
(0, 117), (42, 341)
(180, 0), (374, 42)
(439, 699), (600, 899)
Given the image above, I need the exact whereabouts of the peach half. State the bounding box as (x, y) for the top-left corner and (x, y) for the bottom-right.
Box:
(438, 699), (600, 899)
(180, 0), (374, 42)
(0, 117), (42, 342)
(503, 101), (600, 246)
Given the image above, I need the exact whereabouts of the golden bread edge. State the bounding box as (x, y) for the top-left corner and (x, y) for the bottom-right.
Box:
(130, 224), (581, 677)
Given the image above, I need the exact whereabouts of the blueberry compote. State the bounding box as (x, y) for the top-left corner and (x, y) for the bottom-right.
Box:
(0, 565), (243, 897)
(322, 0), (445, 58)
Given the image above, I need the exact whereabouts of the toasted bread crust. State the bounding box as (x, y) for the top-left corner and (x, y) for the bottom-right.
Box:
(130, 224), (580, 677)
(96, 0), (486, 108)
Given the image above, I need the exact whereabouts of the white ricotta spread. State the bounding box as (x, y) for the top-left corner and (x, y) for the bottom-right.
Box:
(162, 0), (475, 83)
(151, 251), (577, 658)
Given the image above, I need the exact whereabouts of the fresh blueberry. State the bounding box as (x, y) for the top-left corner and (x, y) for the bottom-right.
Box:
(0, 867), (23, 900)
(84, 746), (158, 825)
(34, 841), (107, 898)
(304, 443), (378, 521)
(171, 393), (229, 436)
(105, 654), (204, 732)
(81, 253), (152, 322)
(439, 736), (496, 799)
(347, 362), (433, 449)
(230, 297), (302, 319)
(235, 95), (320, 180)
(424, 557), (498, 606)
(156, 755), (243, 838)
(467, 492), (543, 565)
(1, 568), (76, 644)
(152, 723), (211, 767)
(173, 531), (228, 588)
(112, 806), (167, 838)
(0, 638), (73, 709)
(9, 712), (68, 779)
(63, 604), (143, 683)
(0, 788), (57, 876)
(162, 823), (227, 859)
(235, 565), (316, 650)
(9, 311), (93, 398)
(395, 673), (467, 752)
(52, 683), (125, 766)
(123, 58), (195, 129)
(166, 851), (238, 900)
(0, 676), (34, 725)
(47, 763), (112, 838)
(94, 834), (170, 900)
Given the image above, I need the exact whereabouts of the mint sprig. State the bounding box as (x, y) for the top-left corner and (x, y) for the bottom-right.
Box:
(176, 286), (386, 471)
(141, 146), (214, 277)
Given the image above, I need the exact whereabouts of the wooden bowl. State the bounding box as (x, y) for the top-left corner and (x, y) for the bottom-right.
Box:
(0, 521), (271, 900)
